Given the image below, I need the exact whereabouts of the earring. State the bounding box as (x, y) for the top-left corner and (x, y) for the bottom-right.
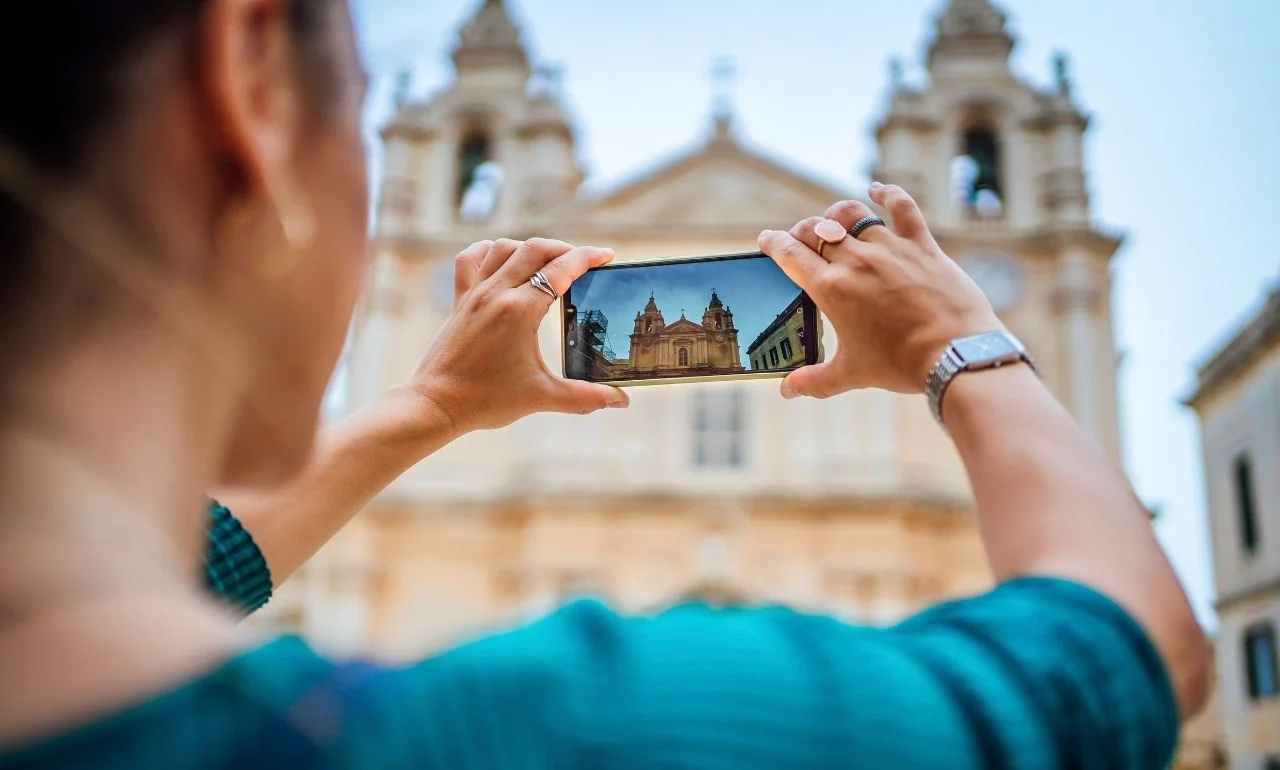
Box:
(256, 193), (315, 279)
(215, 184), (316, 280)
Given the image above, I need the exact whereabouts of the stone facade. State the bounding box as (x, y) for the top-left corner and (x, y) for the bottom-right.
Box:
(1187, 286), (1280, 770)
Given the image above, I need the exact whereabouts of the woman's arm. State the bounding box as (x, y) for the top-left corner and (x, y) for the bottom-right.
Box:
(943, 361), (1210, 717)
(761, 184), (1209, 719)
(210, 238), (626, 589)
(210, 384), (458, 586)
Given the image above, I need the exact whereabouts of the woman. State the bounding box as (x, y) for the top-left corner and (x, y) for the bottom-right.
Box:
(0, 1), (1207, 767)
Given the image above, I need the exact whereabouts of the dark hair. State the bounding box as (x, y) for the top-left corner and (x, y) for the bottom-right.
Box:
(0, 1), (336, 409)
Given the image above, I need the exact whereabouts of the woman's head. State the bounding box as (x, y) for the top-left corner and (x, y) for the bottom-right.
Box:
(0, 0), (370, 486)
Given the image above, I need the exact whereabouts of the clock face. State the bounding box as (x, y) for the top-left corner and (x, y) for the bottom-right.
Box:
(714, 333), (726, 343)
(961, 254), (1024, 313)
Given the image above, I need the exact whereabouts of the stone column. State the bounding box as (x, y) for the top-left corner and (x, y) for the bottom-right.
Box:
(1054, 249), (1101, 441)
(347, 252), (409, 411)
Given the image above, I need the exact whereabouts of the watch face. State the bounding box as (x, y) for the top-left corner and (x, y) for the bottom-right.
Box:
(952, 331), (1022, 366)
(961, 254), (1024, 313)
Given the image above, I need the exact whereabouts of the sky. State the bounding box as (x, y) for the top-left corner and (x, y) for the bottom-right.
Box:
(347, 0), (1280, 626)
(569, 257), (803, 363)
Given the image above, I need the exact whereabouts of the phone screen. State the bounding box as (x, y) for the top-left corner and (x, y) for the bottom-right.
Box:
(562, 251), (822, 385)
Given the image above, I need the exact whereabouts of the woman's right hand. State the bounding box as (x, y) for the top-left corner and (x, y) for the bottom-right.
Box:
(758, 183), (1003, 398)
(402, 237), (629, 437)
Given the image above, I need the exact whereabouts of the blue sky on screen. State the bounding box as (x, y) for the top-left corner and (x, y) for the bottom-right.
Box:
(570, 257), (802, 360)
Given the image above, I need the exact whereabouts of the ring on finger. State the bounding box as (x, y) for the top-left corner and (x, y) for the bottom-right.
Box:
(850, 215), (888, 240)
(813, 218), (849, 259)
(529, 270), (558, 300)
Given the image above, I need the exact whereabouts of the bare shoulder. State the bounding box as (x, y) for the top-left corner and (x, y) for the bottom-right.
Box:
(0, 594), (245, 752)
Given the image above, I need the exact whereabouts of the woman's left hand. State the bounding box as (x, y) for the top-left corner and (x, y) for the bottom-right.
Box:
(399, 237), (630, 437)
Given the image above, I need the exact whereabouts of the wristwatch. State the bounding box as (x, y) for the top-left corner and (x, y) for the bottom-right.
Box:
(925, 330), (1037, 426)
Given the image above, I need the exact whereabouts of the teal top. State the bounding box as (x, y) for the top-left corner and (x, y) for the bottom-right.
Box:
(1, 502), (1180, 769)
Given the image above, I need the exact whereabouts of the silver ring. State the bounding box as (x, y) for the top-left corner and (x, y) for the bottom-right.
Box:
(849, 215), (887, 240)
(529, 271), (558, 300)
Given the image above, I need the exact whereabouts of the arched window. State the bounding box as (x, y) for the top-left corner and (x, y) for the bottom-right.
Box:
(692, 386), (745, 468)
(715, 316), (722, 329)
(457, 131), (490, 204)
(678, 348), (689, 366)
(964, 127), (1001, 197)
(951, 123), (1003, 218)
(1245, 621), (1278, 700)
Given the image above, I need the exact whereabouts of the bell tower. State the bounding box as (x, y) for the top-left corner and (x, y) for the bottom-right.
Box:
(634, 295), (665, 336)
(870, 0), (1124, 462)
(377, 0), (583, 235)
(702, 290), (734, 332)
(351, 0), (585, 413)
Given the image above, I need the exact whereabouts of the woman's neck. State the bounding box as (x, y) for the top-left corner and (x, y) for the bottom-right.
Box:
(0, 325), (257, 749)
(0, 324), (243, 619)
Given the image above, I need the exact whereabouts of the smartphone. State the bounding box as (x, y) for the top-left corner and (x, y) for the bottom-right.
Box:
(561, 251), (824, 387)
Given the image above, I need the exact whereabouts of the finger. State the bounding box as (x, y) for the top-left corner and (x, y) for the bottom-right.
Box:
(780, 361), (850, 400)
(792, 216), (876, 264)
(453, 240), (491, 307)
(494, 237), (576, 286)
(787, 216), (828, 255)
(537, 245), (615, 298)
(868, 182), (936, 247)
(545, 378), (630, 415)
(477, 238), (524, 282)
(758, 229), (825, 289)
(824, 199), (895, 246)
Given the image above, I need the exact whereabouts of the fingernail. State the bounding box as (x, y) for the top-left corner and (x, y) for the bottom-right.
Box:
(870, 180), (884, 189)
(758, 229), (773, 242)
(780, 381), (798, 400)
(607, 399), (629, 409)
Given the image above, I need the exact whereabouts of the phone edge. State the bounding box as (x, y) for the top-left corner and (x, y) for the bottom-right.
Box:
(558, 251), (826, 386)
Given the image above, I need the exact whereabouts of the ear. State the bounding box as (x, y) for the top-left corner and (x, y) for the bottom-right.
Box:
(202, 0), (303, 203)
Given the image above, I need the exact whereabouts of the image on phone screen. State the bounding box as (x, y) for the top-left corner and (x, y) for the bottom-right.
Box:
(562, 251), (823, 386)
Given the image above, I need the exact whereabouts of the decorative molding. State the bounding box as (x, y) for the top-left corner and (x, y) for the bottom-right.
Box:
(1041, 167), (1088, 209)
(1214, 574), (1280, 611)
(1186, 284), (1280, 408)
(381, 119), (439, 143)
(1051, 285), (1103, 314)
(873, 114), (942, 140)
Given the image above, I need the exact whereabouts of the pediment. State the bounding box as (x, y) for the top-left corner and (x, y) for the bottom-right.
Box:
(555, 135), (852, 230)
(662, 318), (708, 335)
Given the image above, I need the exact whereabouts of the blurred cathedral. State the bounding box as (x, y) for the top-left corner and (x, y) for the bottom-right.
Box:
(257, 0), (1142, 706)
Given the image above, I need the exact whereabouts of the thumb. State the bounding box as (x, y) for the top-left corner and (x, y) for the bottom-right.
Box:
(547, 378), (630, 415)
(780, 362), (848, 400)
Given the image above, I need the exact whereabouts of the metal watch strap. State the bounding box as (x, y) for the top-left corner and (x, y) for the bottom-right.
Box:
(926, 347), (966, 425)
(925, 332), (1038, 427)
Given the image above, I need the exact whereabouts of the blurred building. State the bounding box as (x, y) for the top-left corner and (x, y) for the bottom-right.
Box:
(1187, 284), (1280, 770)
(258, 0), (1124, 672)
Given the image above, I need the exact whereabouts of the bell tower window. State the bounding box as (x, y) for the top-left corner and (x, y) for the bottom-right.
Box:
(458, 131), (490, 203)
(457, 128), (503, 221)
(951, 124), (1004, 218)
